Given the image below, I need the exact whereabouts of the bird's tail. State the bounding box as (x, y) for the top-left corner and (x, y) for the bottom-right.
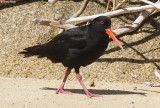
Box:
(19, 44), (46, 58)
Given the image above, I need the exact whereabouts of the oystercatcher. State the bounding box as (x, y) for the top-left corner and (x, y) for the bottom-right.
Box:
(19, 16), (123, 97)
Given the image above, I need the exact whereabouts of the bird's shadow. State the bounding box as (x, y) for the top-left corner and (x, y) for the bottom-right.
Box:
(40, 87), (146, 96)
(138, 89), (160, 94)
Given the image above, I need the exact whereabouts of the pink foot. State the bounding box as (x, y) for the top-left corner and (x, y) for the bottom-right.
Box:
(76, 73), (102, 98)
(56, 68), (72, 95)
(86, 92), (102, 98)
(56, 88), (72, 94)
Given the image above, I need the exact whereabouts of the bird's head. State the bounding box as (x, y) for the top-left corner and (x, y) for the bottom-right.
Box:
(90, 16), (123, 49)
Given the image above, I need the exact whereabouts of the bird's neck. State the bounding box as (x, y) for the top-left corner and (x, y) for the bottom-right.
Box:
(88, 26), (109, 41)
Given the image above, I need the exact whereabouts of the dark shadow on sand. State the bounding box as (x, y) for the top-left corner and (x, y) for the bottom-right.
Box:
(138, 89), (160, 94)
(41, 87), (146, 96)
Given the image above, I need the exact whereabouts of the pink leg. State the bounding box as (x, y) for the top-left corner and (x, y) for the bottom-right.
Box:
(56, 68), (72, 94)
(76, 73), (102, 98)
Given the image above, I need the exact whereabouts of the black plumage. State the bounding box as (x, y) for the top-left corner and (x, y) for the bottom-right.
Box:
(19, 16), (122, 97)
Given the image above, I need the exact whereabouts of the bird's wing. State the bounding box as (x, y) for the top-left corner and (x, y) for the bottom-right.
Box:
(48, 27), (87, 50)
(44, 27), (88, 62)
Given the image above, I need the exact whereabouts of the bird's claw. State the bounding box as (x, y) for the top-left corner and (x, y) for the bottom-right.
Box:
(56, 88), (72, 94)
(86, 92), (103, 98)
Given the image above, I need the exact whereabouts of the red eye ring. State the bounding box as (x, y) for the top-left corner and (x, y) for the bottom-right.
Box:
(100, 21), (104, 24)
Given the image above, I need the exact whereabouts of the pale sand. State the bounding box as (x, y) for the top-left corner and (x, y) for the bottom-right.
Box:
(1, 0), (160, 83)
(0, 77), (160, 108)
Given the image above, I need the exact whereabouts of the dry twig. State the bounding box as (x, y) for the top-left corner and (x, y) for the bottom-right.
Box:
(155, 70), (160, 80)
(32, 19), (77, 29)
(58, 0), (89, 34)
(106, 0), (111, 12)
(107, 0), (128, 11)
(48, 0), (59, 4)
(113, 0), (128, 10)
(71, 0), (89, 18)
(113, 0), (116, 10)
(113, 8), (155, 36)
(139, 0), (160, 9)
(130, 70), (160, 87)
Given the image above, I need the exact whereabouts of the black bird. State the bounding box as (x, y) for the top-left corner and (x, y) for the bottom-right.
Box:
(19, 16), (123, 97)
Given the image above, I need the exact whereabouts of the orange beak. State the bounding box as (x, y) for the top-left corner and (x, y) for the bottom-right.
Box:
(105, 28), (123, 49)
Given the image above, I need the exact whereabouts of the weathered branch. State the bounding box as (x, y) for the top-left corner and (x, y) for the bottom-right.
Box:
(130, 70), (160, 87)
(48, 0), (59, 4)
(71, 0), (89, 18)
(51, 24), (77, 30)
(139, 0), (160, 9)
(32, 19), (61, 25)
(106, 0), (111, 12)
(32, 3), (157, 37)
(113, 8), (155, 36)
(113, 0), (128, 10)
(60, 5), (155, 24)
(58, 0), (89, 34)
(113, 0), (116, 10)
(112, 0), (160, 36)
(32, 19), (77, 29)
(33, 5), (155, 26)
(33, 8), (154, 37)
(155, 70), (160, 80)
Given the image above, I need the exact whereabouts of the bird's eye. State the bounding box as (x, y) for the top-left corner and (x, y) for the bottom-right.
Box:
(100, 21), (104, 24)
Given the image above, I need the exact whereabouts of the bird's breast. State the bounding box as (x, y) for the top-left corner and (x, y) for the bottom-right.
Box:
(74, 38), (109, 66)
(62, 33), (109, 68)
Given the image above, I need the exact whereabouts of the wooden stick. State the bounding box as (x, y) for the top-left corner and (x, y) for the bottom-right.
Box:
(130, 73), (160, 87)
(155, 70), (160, 80)
(113, 0), (160, 36)
(106, 0), (111, 12)
(71, 0), (89, 18)
(51, 24), (77, 29)
(139, 0), (160, 9)
(33, 5), (156, 35)
(113, 0), (116, 10)
(58, 0), (89, 34)
(32, 19), (77, 29)
(130, 73), (146, 84)
(33, 2), (158, 37)
(33, 8), (154, 37)
(113, 8), (155, 36)
(32, 19), (61, 25)
(33, 5), (155, 26)
(48, 0), (59, 4)
(33, 6), (153, 36)
(113, 0), (128, 10)
(61, 5), (155, 24)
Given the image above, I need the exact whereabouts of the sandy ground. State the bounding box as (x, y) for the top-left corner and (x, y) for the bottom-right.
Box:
(0, 1), (160, 108)
(0, 76), (160, 108)
(1, 0), (160, 83)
